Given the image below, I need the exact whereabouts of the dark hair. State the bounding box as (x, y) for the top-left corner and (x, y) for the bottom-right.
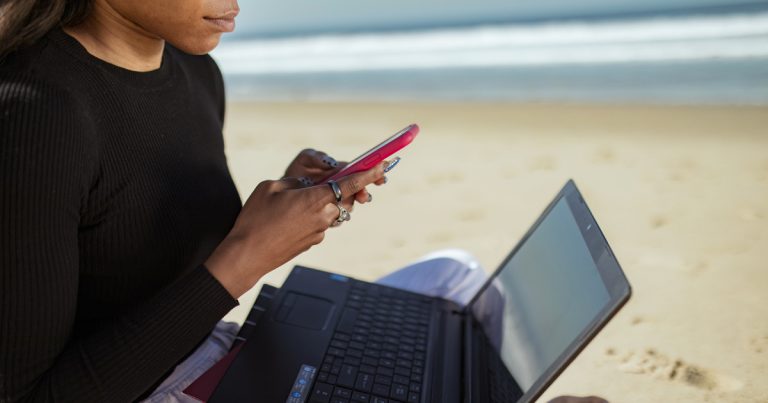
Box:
(0, 0), (93, 58)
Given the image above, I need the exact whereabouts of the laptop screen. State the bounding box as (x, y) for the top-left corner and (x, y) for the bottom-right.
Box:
(469, 183), (624, 397)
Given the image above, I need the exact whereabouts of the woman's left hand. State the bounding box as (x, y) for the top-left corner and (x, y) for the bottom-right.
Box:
(284, 148), (376, 204)
(284, 148), (340, 181)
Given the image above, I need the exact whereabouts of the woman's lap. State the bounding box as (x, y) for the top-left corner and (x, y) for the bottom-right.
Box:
(376, 248), (487, 307)
(143, 249), (486, 402)
(142, 321), (240, 403)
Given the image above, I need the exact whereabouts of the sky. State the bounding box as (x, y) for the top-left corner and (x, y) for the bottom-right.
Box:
(229, 0), (765, 38)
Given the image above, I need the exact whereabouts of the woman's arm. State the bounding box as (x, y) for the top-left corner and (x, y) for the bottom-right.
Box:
(0, 75), (387, 402)
(0, 78), (237, 402)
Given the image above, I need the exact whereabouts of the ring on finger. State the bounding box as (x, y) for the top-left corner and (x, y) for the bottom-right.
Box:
(327, 180), (342, 202)
(335, 203), (351, 224)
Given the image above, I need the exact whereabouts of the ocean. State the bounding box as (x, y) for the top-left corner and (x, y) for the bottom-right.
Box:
(211, 5), (768, 105)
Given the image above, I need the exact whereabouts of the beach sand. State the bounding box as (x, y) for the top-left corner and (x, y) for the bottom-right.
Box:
(220, 102), (768, 402)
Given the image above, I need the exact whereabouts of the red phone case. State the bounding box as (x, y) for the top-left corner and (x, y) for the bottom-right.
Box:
(322, 123), (419, 183)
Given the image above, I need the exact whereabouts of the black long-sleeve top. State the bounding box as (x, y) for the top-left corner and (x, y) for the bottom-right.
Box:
(0, 28), (242, 402)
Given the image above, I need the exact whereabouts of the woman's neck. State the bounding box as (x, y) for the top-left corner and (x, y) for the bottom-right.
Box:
(63, 1), (164, 72)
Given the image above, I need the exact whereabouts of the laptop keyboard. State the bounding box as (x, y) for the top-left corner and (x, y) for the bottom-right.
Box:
(479, 326), (523, 403)
(487, 347), (519, 403)
(309, 281), (433, 403)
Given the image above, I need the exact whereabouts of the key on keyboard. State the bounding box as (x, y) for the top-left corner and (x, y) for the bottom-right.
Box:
(309, 281), (432, 403)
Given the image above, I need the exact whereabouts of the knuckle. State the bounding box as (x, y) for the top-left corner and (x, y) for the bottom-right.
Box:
(284, 177), (301, 188)
(307, 191), (324, 210)
(373, 165), (386, 179)
(319, 215), (333, 230)
(255, 180), (273, 192)
(314, 214), (327, 230)
(315, 188), (333, 207)
(343, 177), (361, 196)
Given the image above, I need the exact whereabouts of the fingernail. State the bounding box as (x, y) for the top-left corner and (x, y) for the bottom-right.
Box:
(298, 177), (314, 187)
(367, 192), (373, 202)
(383, 176), (388, 184)
(322, 156), (338, 168)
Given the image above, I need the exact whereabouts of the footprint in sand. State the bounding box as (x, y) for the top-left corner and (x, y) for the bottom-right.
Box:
(427, 231), (456, 243)
(681, 260), (709, 274)
(389, 238), (407, 249)
(665, 159), (699, 182)
(756, 159), (768, 182)
(749, 335), (768, 354)
(426, 171), (464, 185)
(668, 171), (686, 182)
(529, 156), (557, 171)
(649, 215), (668, 229)
(738, 208), (764, 222)
(456, 209), (485, 222)
(593, 147), (616, 163)
(604, 348), (743, 392)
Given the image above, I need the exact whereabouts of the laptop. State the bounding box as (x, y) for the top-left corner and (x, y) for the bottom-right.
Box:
(208, 180), (632, 403)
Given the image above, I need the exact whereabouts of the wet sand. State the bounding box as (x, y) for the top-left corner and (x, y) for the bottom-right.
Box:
(220, 102), (768, 402)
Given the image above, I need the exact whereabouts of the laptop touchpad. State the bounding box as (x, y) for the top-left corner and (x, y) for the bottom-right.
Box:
(274, 292), (334, 330)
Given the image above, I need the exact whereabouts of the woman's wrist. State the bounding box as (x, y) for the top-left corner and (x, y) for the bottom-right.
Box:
(204, 235), (264, 299)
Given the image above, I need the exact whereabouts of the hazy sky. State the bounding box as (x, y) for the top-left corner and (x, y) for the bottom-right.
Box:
(230, 0), (764, 38)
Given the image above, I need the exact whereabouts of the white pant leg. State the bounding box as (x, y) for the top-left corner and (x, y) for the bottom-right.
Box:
(376, 248), (487, 307)
(143, 321), (239, 403)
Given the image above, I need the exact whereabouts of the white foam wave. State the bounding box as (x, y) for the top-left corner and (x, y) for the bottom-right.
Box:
(212, 12), (768, 74)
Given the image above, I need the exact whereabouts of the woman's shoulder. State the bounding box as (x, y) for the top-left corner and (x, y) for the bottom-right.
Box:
(1, 30), (89, 112)
(2, 29), (68, 78)
(1, 38), (97, 156)
(0, 73), (83, 127)
(1, 64), (90, 129)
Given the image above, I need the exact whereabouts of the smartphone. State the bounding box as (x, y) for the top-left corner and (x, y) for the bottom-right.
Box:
(322, 123), (419, 183)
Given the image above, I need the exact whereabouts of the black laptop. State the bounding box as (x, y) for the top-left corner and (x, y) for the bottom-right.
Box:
(209, 180), (632, 403)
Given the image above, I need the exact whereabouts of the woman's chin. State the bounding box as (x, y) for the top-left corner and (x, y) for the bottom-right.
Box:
(172, 34), (223, 55)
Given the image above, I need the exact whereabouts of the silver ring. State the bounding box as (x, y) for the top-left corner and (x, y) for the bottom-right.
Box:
(335, 203), (351, 224)
(383, 156), (401, 173)
(327, 180), (342, 202)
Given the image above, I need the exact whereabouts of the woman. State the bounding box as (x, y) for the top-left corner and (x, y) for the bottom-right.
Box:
(0, 0), (387, 400)
(0, 1), (607, 402)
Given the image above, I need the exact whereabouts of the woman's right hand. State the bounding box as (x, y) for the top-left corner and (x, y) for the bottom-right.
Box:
(204, 162), (387, 298)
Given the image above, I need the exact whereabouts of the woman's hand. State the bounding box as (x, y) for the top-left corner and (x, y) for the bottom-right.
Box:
(283, 148), (383, 204)
(284, 148), (340, 182)
(205, 163), (387, 299)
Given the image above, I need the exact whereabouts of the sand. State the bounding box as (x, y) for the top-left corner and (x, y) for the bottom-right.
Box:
(219, 102), (768, 402)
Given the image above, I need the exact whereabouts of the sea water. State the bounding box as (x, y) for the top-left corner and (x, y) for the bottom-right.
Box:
(212, 6), (768, 105)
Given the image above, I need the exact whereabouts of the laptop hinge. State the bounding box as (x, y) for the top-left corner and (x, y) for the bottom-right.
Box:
(461, 312), (474, 403)
(428, 302), (463, 403)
